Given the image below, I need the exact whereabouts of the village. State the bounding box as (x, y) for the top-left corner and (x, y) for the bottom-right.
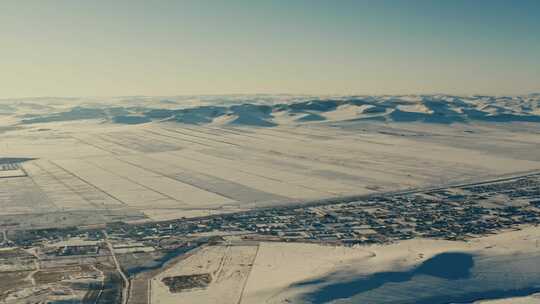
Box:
(1, 172), (540, 304)
(4, 172), (540, 252)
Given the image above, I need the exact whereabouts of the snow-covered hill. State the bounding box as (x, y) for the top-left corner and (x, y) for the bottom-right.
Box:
(3, 94), (540, 127)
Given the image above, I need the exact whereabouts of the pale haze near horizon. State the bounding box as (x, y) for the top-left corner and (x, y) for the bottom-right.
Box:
(1, 0), (539, 98)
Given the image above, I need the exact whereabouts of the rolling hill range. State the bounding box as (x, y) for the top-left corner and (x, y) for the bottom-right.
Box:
(3, 94), (539, 128)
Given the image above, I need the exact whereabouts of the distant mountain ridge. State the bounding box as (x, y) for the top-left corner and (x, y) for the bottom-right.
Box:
(13, 94), (540, 127)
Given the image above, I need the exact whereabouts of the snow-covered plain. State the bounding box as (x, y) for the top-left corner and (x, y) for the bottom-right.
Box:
(146, 227), (540, 304)
(1, 95), (540, 228)
(151, 245), (258, 304)
(1, 95), (540, 303)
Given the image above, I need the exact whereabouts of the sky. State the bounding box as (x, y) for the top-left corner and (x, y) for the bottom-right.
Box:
(1, 0), (539, 98)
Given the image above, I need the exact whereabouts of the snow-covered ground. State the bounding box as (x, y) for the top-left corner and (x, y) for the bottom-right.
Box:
(151, 245), (258, 304)
(149, 226), (540, 304)
(1, 95), (540, 228)
(1, 95), (540, 303)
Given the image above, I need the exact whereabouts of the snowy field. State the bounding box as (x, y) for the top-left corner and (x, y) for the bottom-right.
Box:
(151, 245), (258, 304)
(1, 95), (540, 228)
(152, 227), (540, 304)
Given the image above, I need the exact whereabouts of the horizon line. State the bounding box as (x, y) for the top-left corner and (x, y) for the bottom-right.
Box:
(1, 92), (539, 101)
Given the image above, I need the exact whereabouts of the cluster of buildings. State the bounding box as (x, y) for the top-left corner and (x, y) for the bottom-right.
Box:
(4, 174), (540, 252)
(102, 173), (540, 247)
(0, 163), (19, 171)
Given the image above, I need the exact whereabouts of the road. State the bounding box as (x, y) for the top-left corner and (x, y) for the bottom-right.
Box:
(103, 230), (131, 304)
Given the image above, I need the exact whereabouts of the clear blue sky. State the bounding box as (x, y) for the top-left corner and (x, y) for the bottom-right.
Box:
(1, 0), (539, 97)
